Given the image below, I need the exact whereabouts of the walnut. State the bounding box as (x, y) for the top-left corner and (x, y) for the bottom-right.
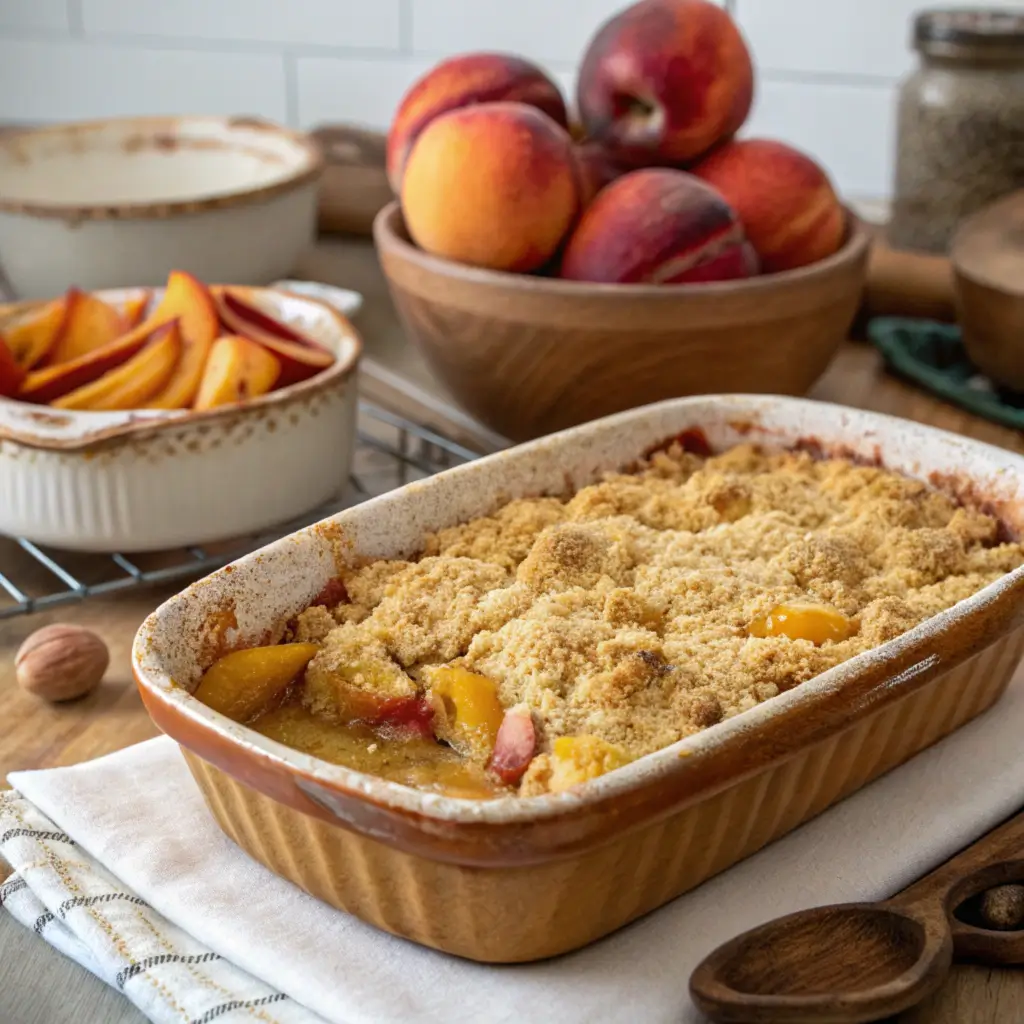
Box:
(15, 624), (109, 702)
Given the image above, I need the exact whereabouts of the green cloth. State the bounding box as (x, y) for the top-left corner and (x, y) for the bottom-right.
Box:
(867, 317), (1024, 431)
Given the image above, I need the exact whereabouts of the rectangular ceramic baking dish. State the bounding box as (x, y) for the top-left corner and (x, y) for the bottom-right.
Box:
(0, 283), (361, 552)
(132, 394), (1024, 963)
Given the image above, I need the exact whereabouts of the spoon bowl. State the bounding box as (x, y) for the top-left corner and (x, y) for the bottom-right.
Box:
(690, 811), (1024, 1023)
(692, 903), (951, 1023)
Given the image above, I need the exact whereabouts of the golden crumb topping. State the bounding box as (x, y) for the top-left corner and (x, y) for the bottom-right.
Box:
(294, 442), (1023, 792)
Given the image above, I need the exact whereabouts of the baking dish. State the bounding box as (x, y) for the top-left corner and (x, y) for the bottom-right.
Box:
(132, 394), (1024, 963)
(0, 285), (362, 552)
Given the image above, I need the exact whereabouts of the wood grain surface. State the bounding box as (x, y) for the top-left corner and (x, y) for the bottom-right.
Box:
(1, 235), (1022, 1023)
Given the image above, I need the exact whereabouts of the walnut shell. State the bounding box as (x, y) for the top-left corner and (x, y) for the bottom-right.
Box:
(15, 624), (110, 702)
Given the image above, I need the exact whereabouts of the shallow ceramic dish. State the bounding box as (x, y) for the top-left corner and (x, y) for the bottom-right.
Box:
(0, 285), (362, 552)
(132, 394), (1024, 963)
(0, 116), (323, 298)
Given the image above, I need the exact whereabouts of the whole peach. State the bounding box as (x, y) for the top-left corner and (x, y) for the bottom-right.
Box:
(576, 0), (754, 166)
(559, 168), (758, 284)
(401, 102), (581, 273)
(575, 140), (632, 207)
(692, 139), (846, 272)
(387, 52), (569, 191)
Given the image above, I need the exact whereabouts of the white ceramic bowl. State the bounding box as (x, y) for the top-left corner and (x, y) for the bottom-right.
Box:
(0, 284), (361, 552)
(0, 116), (323, 299)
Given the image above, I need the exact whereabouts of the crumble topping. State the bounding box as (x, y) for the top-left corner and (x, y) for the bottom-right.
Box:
(284, 442), (1024, 792)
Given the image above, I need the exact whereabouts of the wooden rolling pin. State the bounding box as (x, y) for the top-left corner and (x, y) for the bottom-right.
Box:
(309, 123), (958, 322)
(312, 124), (394, 237)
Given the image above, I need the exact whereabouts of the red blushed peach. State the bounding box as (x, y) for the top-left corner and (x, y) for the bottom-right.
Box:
(575, 140), (632, 207)
(401, 102), (581, 274)
(387, 52), (569, 192)
(577, 0), (754, 165)
(559, 168), (758, 284)
(691, 138), (846, 272)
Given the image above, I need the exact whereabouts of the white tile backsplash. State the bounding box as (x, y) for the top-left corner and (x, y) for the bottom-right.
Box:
(736, 0), (1024, 80)
(80, 0), (403, 51)
(0, 0), (956, 200)
(746, 78), (898, 200)
(409, 0), (722, 66)
(0, 0), (69, 33)
(296, 57), (432, 131)
(0, 39), (288, 123)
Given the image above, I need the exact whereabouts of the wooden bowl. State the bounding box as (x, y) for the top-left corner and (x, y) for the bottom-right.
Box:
(950, 191), (1024, 392)
(374, 201), (872, 441)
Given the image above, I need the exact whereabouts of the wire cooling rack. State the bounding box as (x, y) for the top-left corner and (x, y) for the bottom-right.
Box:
(0, 399), (485, 619)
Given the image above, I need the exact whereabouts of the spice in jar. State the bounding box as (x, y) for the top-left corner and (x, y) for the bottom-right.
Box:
(889, 9), (1024, 254)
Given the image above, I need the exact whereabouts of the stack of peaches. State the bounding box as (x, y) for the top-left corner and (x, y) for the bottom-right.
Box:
(388, 0), (846, 283)
(0, 271), (334, 412)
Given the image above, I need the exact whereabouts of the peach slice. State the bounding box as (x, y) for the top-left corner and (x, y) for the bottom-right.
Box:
(46, 287), (128, 365)
(194, 642), (320, 722)
(53, 322), (182, 411)
(18, 320), (167, 405)
(137, 271), (220, 408)
(0, 336), (25, 398)
(215, 289), (334, 388)
(748, 603), (853, 644)
(426, 665), (505, 758)
(5, 298), (66, 370)
(548, 735), (630, 793)
(193, 335), (281, 412)
(122, 292), (151, 329)
(488, 704), (537, 784)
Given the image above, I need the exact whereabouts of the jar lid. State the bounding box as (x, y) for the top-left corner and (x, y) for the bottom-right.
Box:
(914, 9), (1024, 56)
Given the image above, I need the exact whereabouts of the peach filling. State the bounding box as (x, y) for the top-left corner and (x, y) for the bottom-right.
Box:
(748, 603), (853, 645)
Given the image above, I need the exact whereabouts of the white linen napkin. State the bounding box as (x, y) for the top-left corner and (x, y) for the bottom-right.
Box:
(4, 665), (1024, 1024)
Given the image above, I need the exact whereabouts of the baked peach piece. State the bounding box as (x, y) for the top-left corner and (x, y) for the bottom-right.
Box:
(387, 52), (569, 191)
(401, 102), (581, 273)
(560, 167), (758, 283)
(692, 138), (846, 272)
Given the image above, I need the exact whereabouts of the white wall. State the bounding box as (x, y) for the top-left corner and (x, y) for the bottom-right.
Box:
(0, 0), (1017, 203)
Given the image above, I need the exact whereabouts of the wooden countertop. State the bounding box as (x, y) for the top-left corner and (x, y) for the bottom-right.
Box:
(1, 235), (1022, 1024)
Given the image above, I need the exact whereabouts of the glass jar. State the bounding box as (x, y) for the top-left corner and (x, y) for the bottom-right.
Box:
(889, 9), (1024, 254)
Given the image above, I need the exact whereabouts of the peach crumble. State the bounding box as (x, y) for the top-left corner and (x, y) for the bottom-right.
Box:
(193, 441), (1024, 799)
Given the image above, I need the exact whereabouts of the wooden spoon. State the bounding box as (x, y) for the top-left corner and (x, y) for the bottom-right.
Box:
(689, 811), (1024, 1023)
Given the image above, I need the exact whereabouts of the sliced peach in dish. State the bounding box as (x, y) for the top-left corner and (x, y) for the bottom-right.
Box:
(488, 704), (537, 784)
(191, 335), (281, 412)
(748, 603), (853, 644)
(5, 298), (66, 370)
(133, 271), (220, 408)
(548, 735), (630, 793)
(121, 292), (151, 329)
(18, 320), (167, 405)
(194, 642), (320, 722)
(0, 336), (25, 398)
(426, 665), (505, 758)
(215, 289), (334, 387)
(53, 322), (182, 411)
(45, 287), (128, 366)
